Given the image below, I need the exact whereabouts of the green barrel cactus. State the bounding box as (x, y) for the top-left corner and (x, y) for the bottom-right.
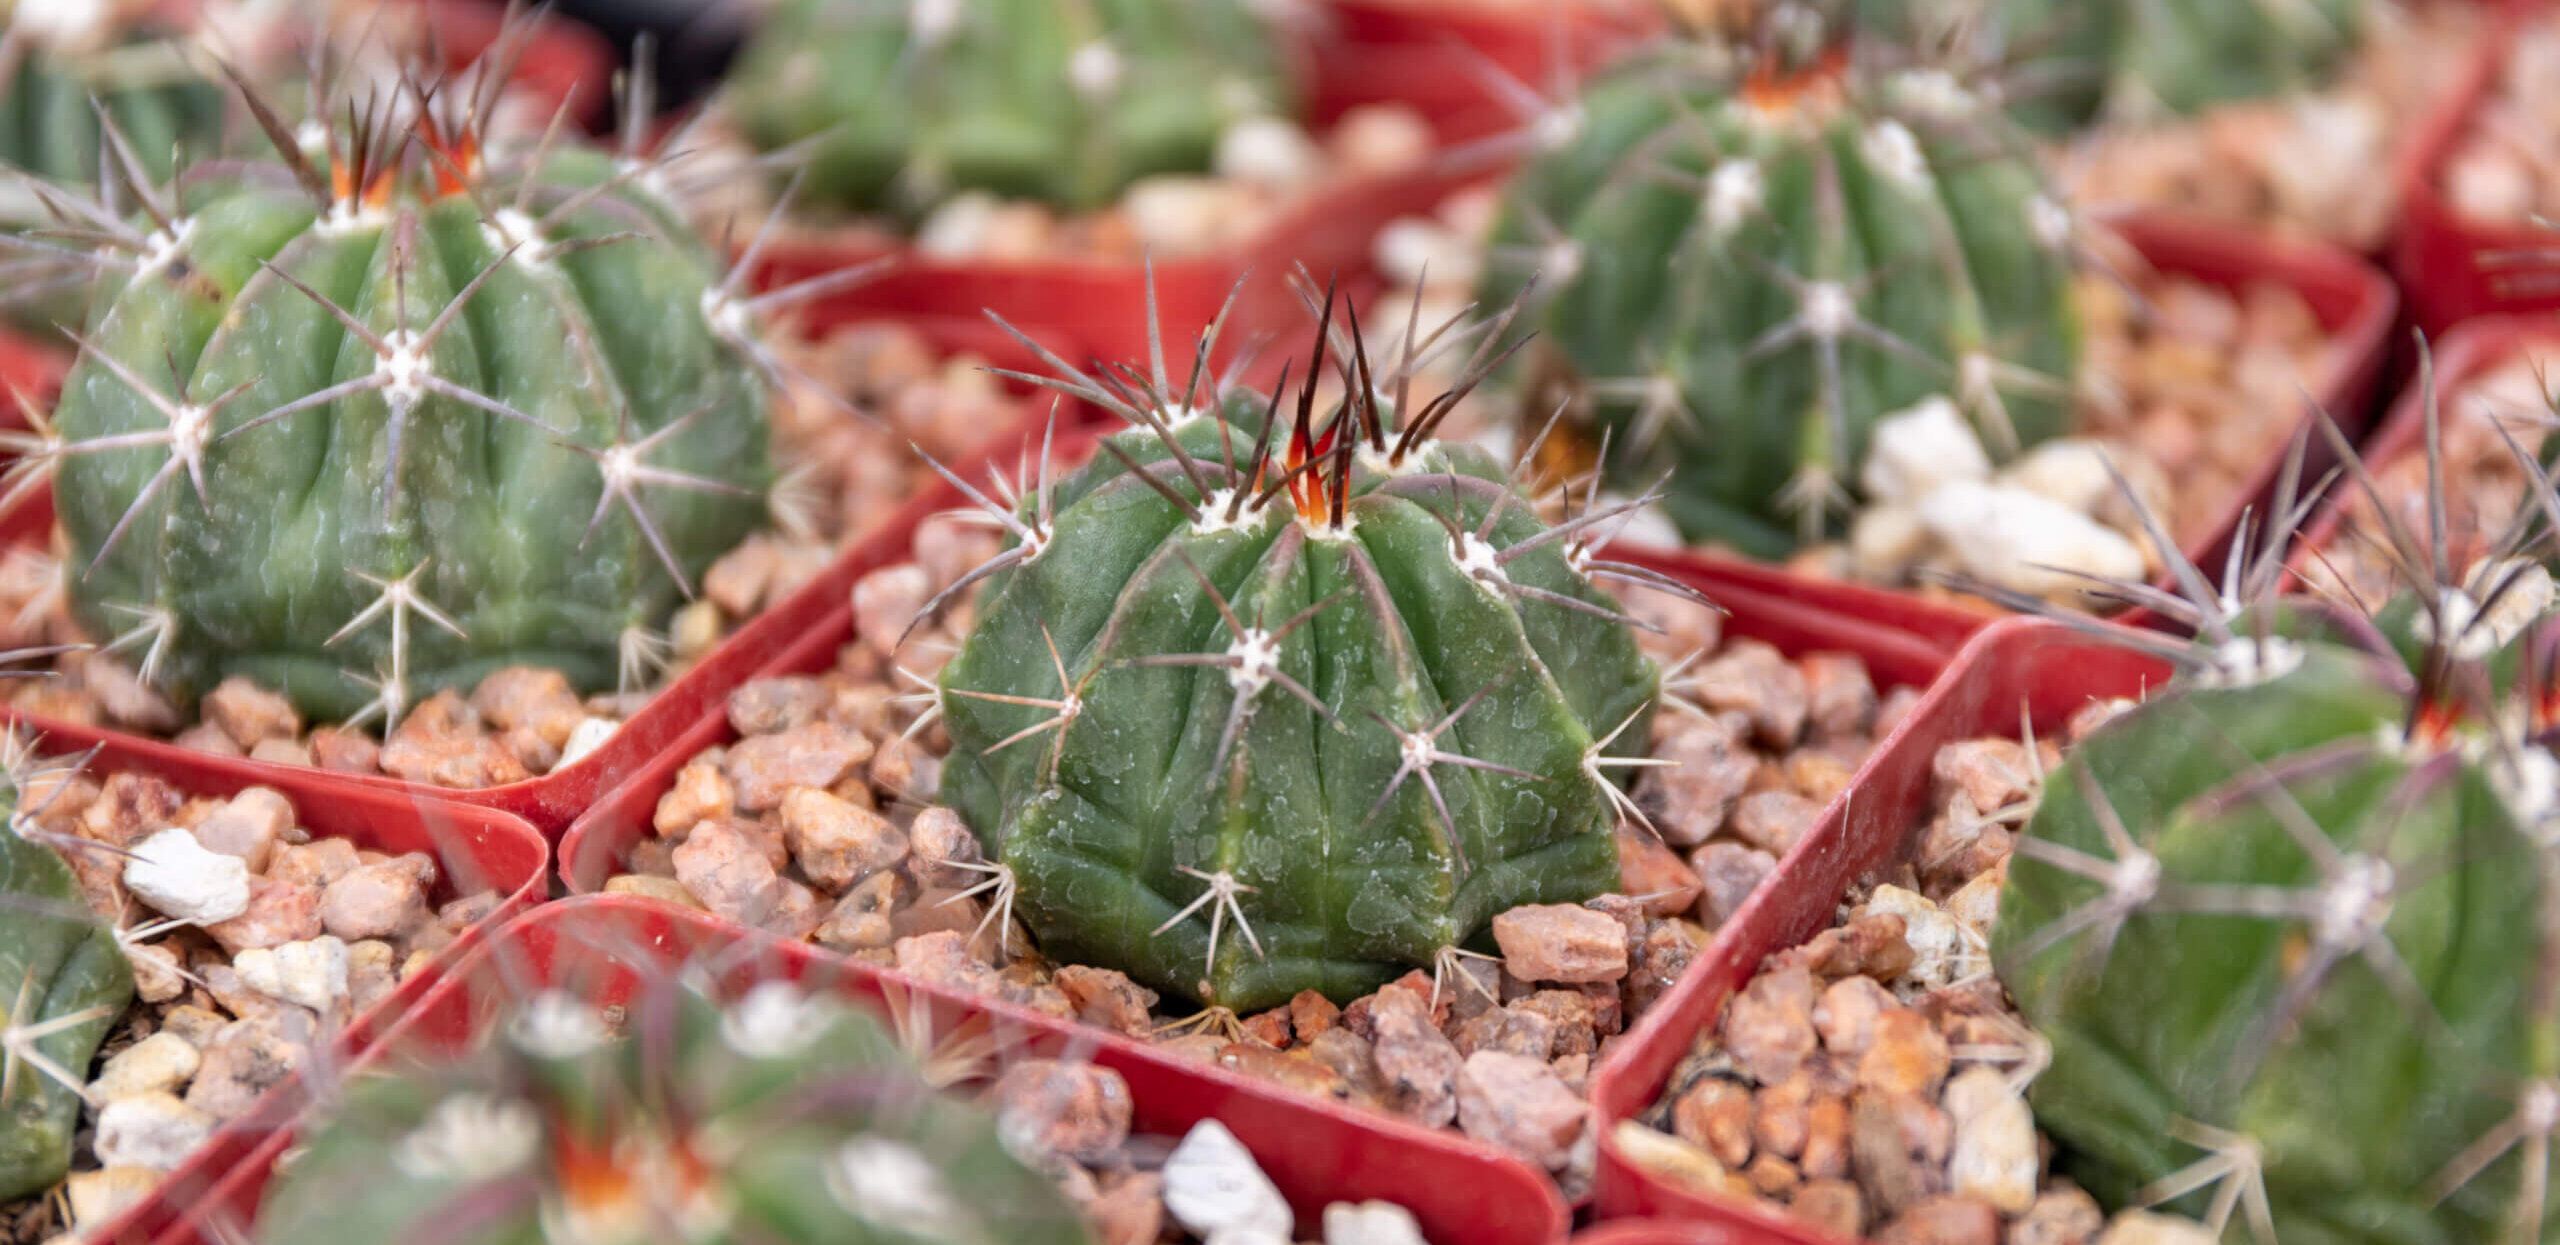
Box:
(1476, 17), (2082, 559)
(0, 763), (136, 1202)
(924, 298), (1669, 1012)
(256, 976), (1093, 1245)
(39, 62), (778, 723)
(1969, 0), (2365, 135)
(723, 0), (1298, 221)
(1993, 562), (2560, 1239)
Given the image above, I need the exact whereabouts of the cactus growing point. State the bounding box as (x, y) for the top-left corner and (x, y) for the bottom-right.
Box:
(912, 281), (1688, 1012)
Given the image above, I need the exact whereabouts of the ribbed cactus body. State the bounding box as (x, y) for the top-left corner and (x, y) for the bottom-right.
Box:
(256, 979), (1091, 1244)
(1479, 44), (2081, 558)
(1994, 610), (2560, 1240)
(936, 397), (1660, 1012)
(53, 142), (771, 720)
(725, 0), (1295, 220)
(0, 785), (136, 1202)
(1985, 0), (2365, 134)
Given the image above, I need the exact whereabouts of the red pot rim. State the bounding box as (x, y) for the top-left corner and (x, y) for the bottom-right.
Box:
(125, 893), (1578, 1245)
(18, 727), (552, 1245)
(1585, 615), (2174, 1240)
(2390, 0), (2559, 336)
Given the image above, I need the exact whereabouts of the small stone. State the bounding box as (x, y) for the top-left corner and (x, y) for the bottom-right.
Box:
(2011, 1188), (2105, 1245)
(1124, 176), (1246, 257)
(1878, 1195), (2001, 1245)
(93, 1091), (216, 1171)
(156, 1006), (224, 1047)
(124, 827), (251, 924)
(320, 862), (429, 941)
(1216, 116), (1324, 187)
(1491, 903), (1629, 983)
(992, 1059), (1133, 1161)
(190, 788), (292, 875)
(1919, 482), (2147, 602)
(893, 930), (1004, 995)
(1453, 1006), (1556, 1061)
(65, 1167), (162, 1230)
(1513, 990), (1599, 1059)
(1861, 396), (1991, 507)
(1162, 1118), (1292, 1243)
(310, 727), (380, 773)
(604, 873), (702, 908)
(724, 722), (874, 811)
(186, 1016), (301, 1118)
(813, 870), (906, 951)
(1851, 1091), (1932, 1216)
(1370, 984), (1461, 1128)
(1330, 103), (1435, 178)
(470, 666), (586, 749)
(1617, 825), (1703, 918)
(347, 939), (398, 1012)
(1801, 653), (1877, 742)
(128, 942), (186, 1003)
(1722, 965), (1818, 1085)
(727, 676), (828, 737)
(1647, 715), (1758, 846)
(232, 935), (350, 1014)
(1745, 1153), (1802, 1198)
(851, 565), (933, 655)
(1054, 965), (1159, 1038)
(202, 676), (300, 747)
(1323, 1199), (1427, 1245)
(1932, 739), (2039, 817)
(1945, 1067), (2039, 1215)
(1611, 1121), (1740, 1199)
(672, 819), (783, 927)
(1792, 1179), (1865, 1239)
(1801, 1095), (1851, 1180)
(1858, 1009), (1952, 1099)
(1290, 989), (1341, 1041)
(1815, 975), (1895, 1057)
(1691, 641), (1811, 750)
(1752, 1076), (1813, 1159)
(1694, 841), (1777, 928)
(777, 787), (907, 890)
(1088, 1172), (1166, 1245)
(2095, 1211), (2218, 1245)
(906, 805), (984, 889)
(89, 1032), (200, 1102)
(249, 737), (314, 768)
(557, 717), (617, 769)
(652, 762), (734, 837)
(1864, 885), (1973, 992)
(1731, 790), (1821, 855)
(1671, 1078), (1755, 1169)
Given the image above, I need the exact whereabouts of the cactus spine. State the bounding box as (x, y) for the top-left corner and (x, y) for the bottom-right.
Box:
(723, 0), (1297, 221)
(25, 43), (809, 725)
(920, 291), (1676, 1011)
(1476, 13), (2082, 559)
(255, 976), (1094, 1244)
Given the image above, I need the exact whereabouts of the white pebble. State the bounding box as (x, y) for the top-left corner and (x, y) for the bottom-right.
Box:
(2097, 1210), (2221, 1245)
(123, 827), (251, 925)
(88, 1032), (200, 1103)
(93, 1092), (216, 1172)
(1860, 884), (1973, 994)
(1163, 1119), (1293, 1244)
(1215, 117), (1323, 188)
(1324, 1200), (1427, 1245)
(1373, 218), (1480, 289)
(1996, 437), (2118, 515)
(1124, 177), (1240, 257)
(1859, 396), (1989, 507)
(915, 191), (1003, 260)
(556, 717), (619, 771)
(1917, 481), (2147, 599)
(232, 936), (350, 1014)
(1943, 1067), (2039, 1215)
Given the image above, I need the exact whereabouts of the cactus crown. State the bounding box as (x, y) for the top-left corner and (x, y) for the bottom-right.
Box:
(905, 275), (1692, 1011)
(0, 16), (878, 727)
(254, 968), (1094, 1245)
(1968, 354), (2560, 1240)
(1474, 0), (2087, 559)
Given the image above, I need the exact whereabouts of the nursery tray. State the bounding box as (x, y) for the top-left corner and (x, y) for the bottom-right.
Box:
(2292, 312), (2560, 565)
(0, 335), (1103, 838)
(19, 727), (552, 1245)
(1302, 0), (1663, 145)
(2392, 0), (2560, 336)
(121, 894), (1577, 1245)
(1585, 617), (2171, 1239)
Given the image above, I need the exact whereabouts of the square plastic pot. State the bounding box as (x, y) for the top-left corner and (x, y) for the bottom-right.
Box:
(25, 727), (552, 1245)
(0, 337), (1098, 838)
(1586, 616), (2172, 1240)
(2390, 0), (2560, 336)
(115, 893), (1579, 1245)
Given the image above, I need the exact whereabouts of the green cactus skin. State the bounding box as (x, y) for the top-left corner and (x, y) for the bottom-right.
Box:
(47, 89), (774, 724)
(0, 780), (137, 1203)
(1975, 0), (2365, 136)
(1992, 602), (2560, 1243)
(931, 313), (1664, 1013)
(255, 978), (1093, 1245)
(1476, 36), (2082, 560)
(723, 0), (1297, 221)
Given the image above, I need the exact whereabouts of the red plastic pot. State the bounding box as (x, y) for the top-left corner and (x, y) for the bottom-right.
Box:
(560, 421), (1980, 896)
(0, 336), (1098, 838)
(2094, 213), (2398, 627)
(2391, 0), (2560, 336)
(1302, 0), (1663, 145)
(398, 0), (621, 131)
(18, 726), (552, 1245)
(1586, 616), (2172, 1239)
(121, 894), (1576, 1245)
